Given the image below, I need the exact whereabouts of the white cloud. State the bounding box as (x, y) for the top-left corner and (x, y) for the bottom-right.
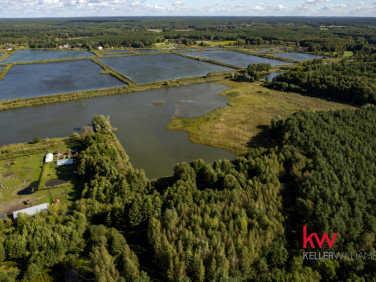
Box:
(0, 0), (375, 17)
(170, 0), (182, 7)
(305, 0), (330, 4)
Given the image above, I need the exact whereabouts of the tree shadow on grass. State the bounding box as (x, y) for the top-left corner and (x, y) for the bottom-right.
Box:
(247, 125), (283, 149)
(17, 181), (37, 195)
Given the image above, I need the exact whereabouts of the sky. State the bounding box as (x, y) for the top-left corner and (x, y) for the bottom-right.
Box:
(0, 0), (375, 18)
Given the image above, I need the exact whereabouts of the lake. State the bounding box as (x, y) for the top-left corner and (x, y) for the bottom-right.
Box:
(182, 50), (292, 68)
(99, 54), (233, 84)
(2, 50), (95, 63)
(0, 60), (126, 100)
(0, 83), (235, 178)
(271, 52), (323, 61)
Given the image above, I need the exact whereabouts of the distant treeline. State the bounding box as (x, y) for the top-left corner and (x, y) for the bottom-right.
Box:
(1, 17), (376, 50)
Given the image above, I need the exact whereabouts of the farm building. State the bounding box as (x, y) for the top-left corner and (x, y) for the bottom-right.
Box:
(13, 203), (49, 220)
(57, 159), (75, 166)
(45, 153), (53, 163)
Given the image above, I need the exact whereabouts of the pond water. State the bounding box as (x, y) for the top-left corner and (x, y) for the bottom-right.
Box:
(2, 50), (95, 63)
(271, 52), (323, 61)
(99, 54), (233, 84)
(260, 72), (284, 81)
(182, 50), (292, 68)
(0, 83), (235, 178)
(0, 60), (126, 100)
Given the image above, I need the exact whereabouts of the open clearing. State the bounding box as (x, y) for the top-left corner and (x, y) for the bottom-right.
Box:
(0, 137), (78, 214)
(167, 80), (356, 154)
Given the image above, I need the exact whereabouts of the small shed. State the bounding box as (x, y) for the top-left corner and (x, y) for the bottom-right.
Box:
(45, 153), (53, 163)
(98, 46), (103, 50)
(13, 203), (49, 220)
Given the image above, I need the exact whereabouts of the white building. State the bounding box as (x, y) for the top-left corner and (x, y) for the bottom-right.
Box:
(13, 203), (49, 220)
(45, 153), (53, 163)
(98, 46), (103, 50)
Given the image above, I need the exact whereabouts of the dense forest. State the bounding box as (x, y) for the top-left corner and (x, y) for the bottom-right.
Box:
(1, 106), (375, 281)
(268, 51), (376, 105)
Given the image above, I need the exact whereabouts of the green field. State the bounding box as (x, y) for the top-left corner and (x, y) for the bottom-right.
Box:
(0, 137), (79, 213)
(343, 50), (354, 57)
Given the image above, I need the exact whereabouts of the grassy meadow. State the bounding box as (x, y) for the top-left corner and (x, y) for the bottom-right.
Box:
(167, 80), (356, 154)
(0, 137), (79, 213)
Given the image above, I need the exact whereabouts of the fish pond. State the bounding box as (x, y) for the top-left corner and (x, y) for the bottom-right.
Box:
(99, 53), (233, 84)
(0, 60), (126, 100)
(2, 50), (95, 63)
(271, 52), (323, 61)
(182, 50), (292, 68)
(0, 83), (235, 178)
